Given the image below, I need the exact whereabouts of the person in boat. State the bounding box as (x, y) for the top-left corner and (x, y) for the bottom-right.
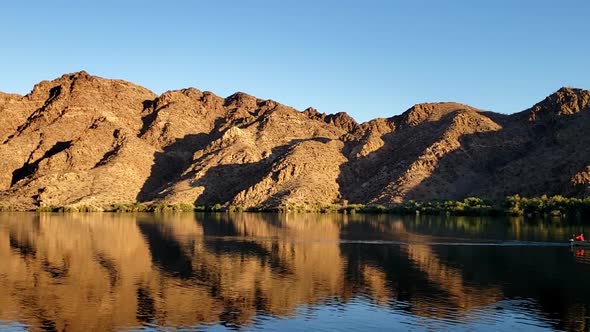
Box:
(574, 233), (585, 242)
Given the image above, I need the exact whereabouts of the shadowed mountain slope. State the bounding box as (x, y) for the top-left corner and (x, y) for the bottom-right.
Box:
(0, 72), (588, 210)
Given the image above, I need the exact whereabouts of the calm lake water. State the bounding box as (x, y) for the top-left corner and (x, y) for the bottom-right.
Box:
(1, 212), (589, 331)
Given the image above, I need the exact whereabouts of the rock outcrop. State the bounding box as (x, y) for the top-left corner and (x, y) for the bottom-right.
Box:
(0, 72), (588, 210)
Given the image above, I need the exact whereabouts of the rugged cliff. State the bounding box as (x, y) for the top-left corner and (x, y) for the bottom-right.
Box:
(0, 72), (588, 210)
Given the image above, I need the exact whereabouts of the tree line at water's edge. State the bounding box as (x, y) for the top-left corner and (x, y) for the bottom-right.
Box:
(1, 195), (590, 218)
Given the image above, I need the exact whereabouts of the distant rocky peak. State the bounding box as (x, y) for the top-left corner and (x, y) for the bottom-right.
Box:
(155, 88), (204, 107)
(527, 87), (590, 121)
(180, 87), (204, 98)
(303, 107), (358, 132)
(396, 102), (478, 128)
(302, 107), (322, 119)
(66, 70), (93, 81)
(224, 91), (259, 110)
(27, 70), (155, 103)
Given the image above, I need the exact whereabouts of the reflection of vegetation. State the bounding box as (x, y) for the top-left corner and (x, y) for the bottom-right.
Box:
(1, 213), (590, 330)
(428, 243), (590, 331)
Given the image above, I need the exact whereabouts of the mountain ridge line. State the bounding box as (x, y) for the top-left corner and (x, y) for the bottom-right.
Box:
(0, 71), (588, 211)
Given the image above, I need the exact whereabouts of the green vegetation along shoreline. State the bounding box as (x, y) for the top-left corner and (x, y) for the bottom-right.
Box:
(1, 195), (590, 218)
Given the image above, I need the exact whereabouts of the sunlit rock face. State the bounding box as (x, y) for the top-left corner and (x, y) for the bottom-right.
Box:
(2, 72), (590, 210)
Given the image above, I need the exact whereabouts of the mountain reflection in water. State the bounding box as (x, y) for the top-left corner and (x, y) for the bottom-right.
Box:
(1, 213), (590, 331)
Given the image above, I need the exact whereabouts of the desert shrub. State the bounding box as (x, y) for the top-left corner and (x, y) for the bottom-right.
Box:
(36, 206), (57, 212)
(174, 203), (196, 212)
(228, 205), (243, 212)
(210, 203), (224, 212)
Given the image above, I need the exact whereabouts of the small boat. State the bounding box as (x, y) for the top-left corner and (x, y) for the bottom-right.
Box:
(570, 239), (590, 247)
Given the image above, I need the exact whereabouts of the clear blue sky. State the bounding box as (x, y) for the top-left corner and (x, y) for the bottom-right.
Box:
(1, 0), (588, 122)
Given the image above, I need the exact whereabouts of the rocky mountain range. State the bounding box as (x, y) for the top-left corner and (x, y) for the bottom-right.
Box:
(0, 71), (589, 211)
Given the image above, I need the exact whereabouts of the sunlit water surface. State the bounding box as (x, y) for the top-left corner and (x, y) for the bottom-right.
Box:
(1, 212), (589, 331)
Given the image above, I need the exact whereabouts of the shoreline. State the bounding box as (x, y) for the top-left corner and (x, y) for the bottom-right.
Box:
(1, 195), (589, 218)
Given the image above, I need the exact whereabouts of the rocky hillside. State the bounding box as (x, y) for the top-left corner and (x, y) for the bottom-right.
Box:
(0, 72), (588, 210)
